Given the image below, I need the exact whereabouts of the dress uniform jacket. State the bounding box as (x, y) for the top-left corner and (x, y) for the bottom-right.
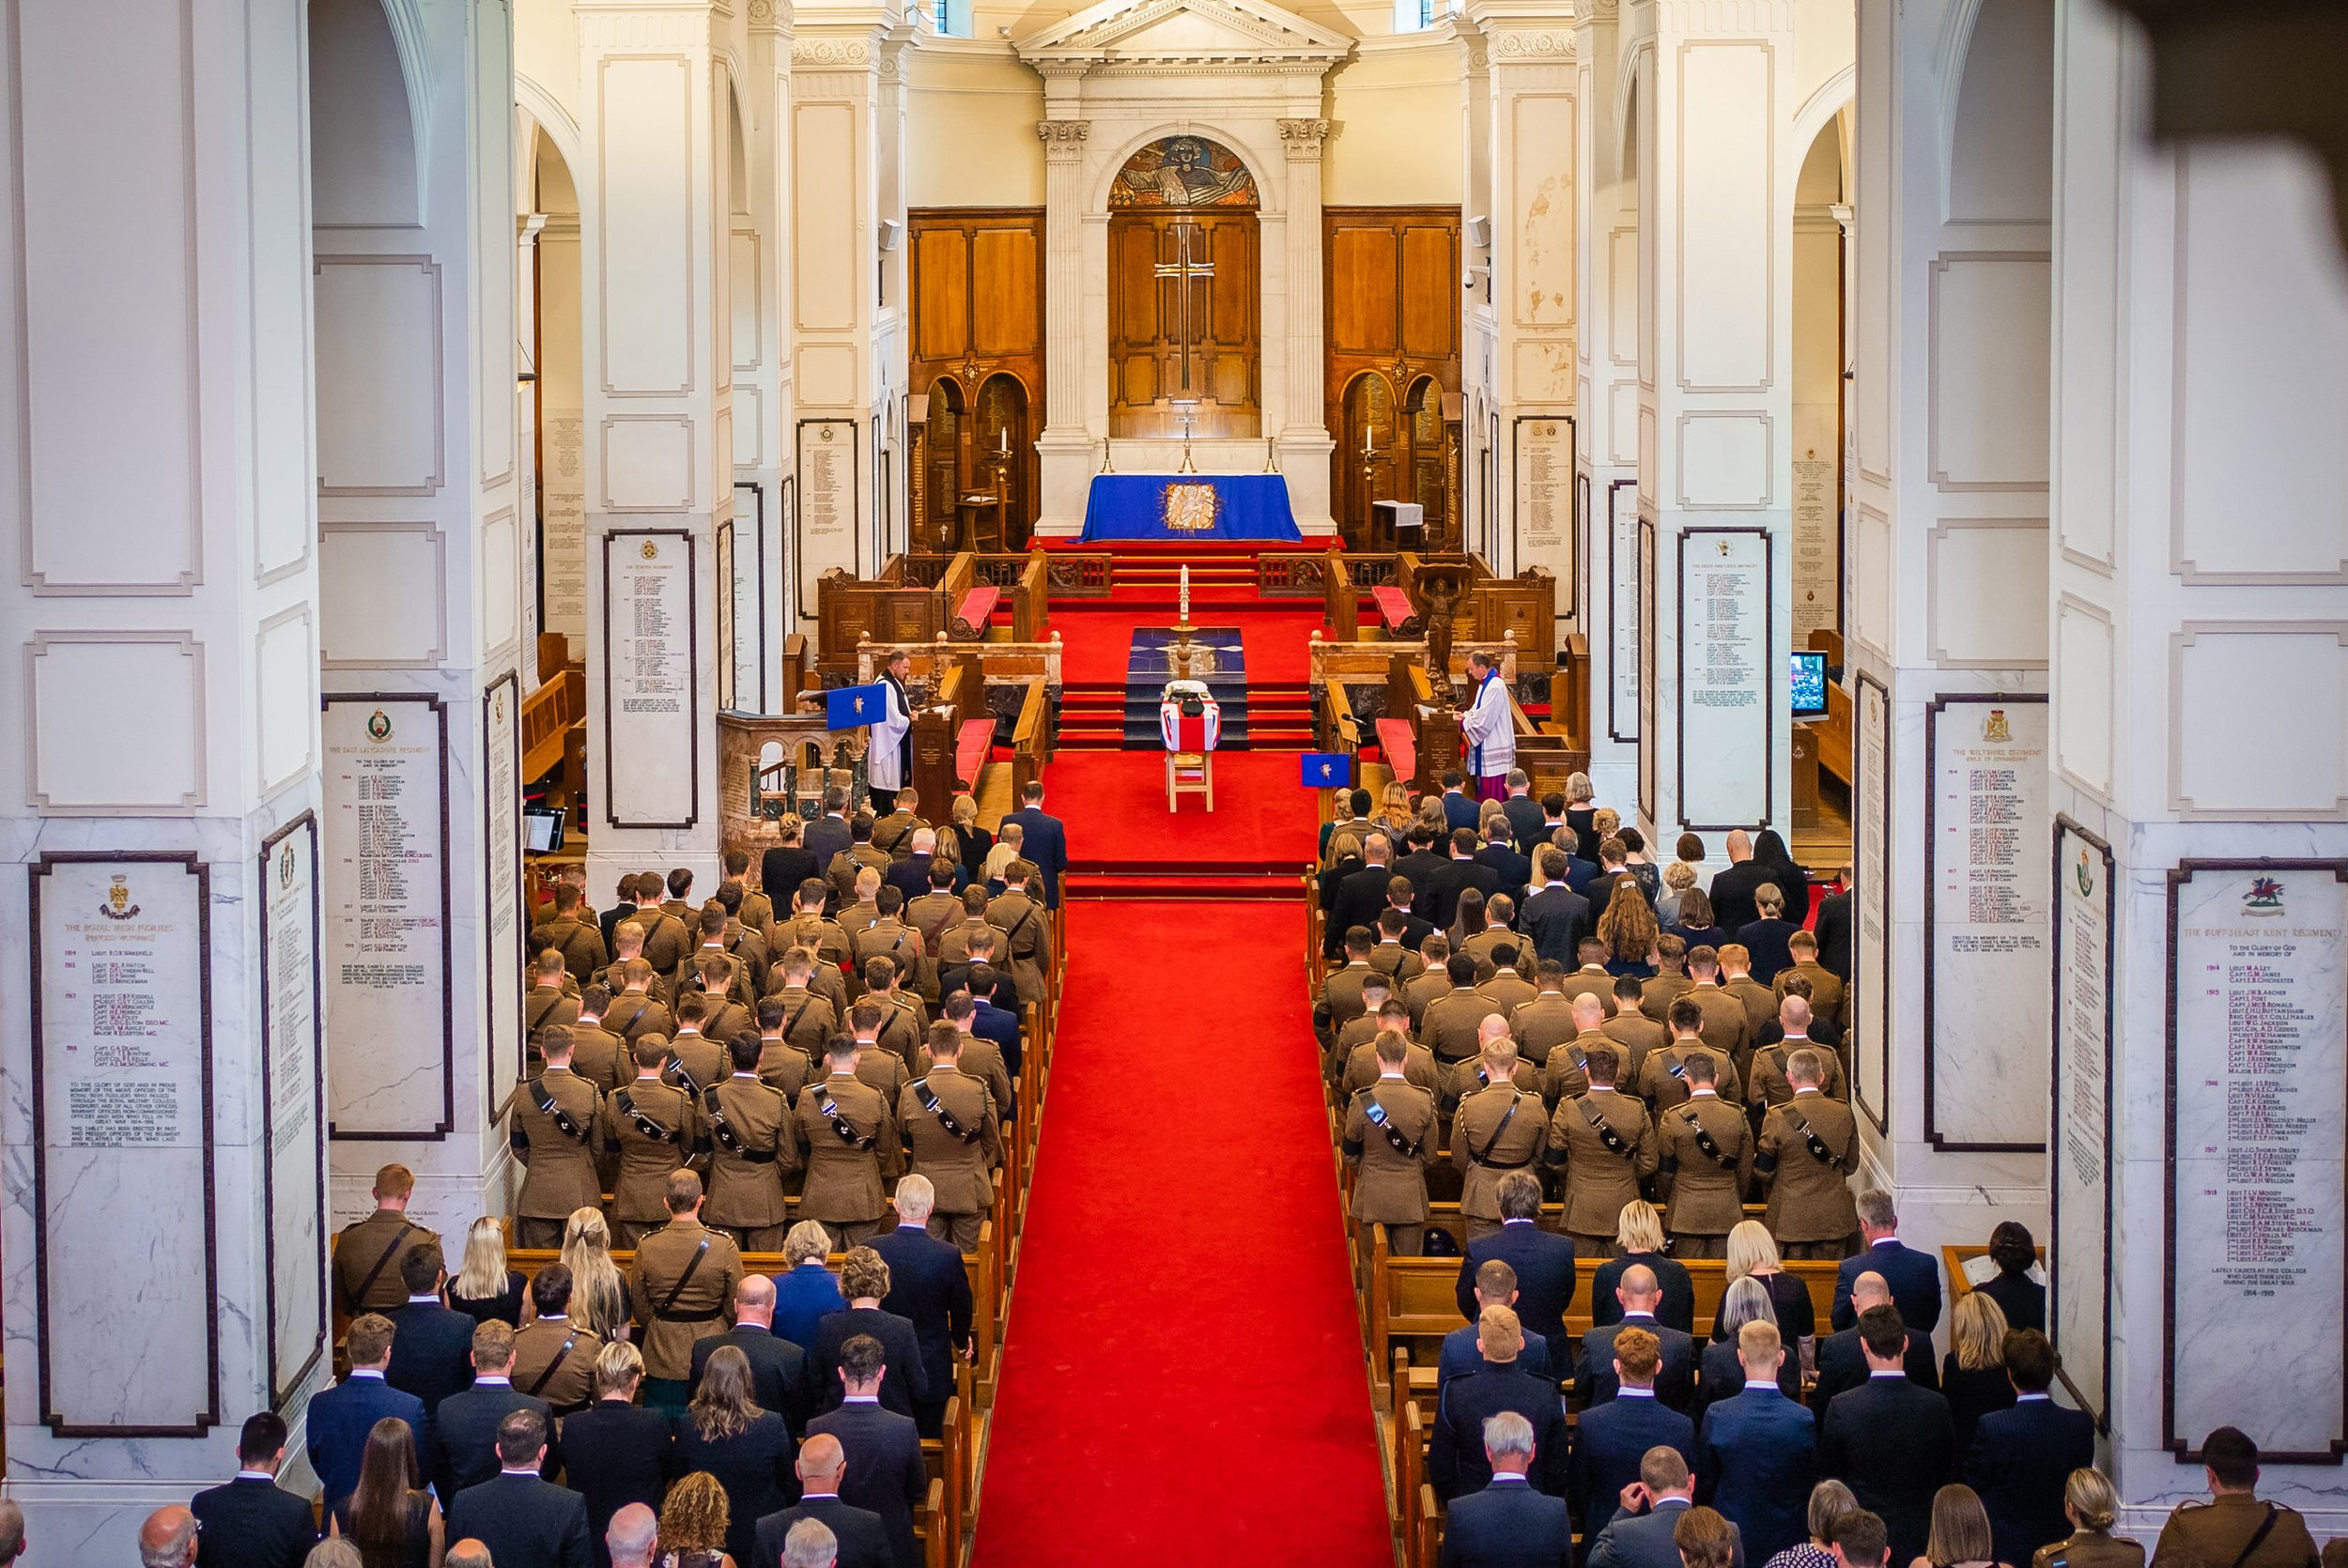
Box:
(917, 1038), (1014, 1128)
(512, 1067), (606, 1222)
(1658, 1091), (1753, 1237)
(1602, 1013), (1669, 1082)
(332, 1209), (443, 1316)
(2036, 1533), (2146, 1568)
(849, 1049), (912, 1177)
(607, 1077), (700, 1225)
(1773, 961), (1846, 1032)
(566, 1020), (629, 1091)
(628, 1218), (744, 1382)
(627, 908), (694, 977)
(1756, 1091), (1861, 1242)
(985, 890), (1051, 1006)
(1479, 970), (1538, 1017)
(662, 1032), (729, 1098)
(756, 1037), (812, 1101)
(905, 892), (963, 997)
(899, 1062), (1002, 1215)
(1341, 1039), (1441, 1098)
(696, 997), (754, 1044)
(1510, 993), (1582, 1062)
(768, 985), (839, 1064)
(1684, 984), (1754, 1058)
(1748, 1040), (1846, 1110)
(1424, 989), (1506, 1065)
(1639, 1042), (1744, 1115)
(875, 1004), (925, 1068)
(532, 914), (610, 983)
(1442, 1056), (1539, 1114)
(1321, 962), (1378, 1034)
(510, 1316), (604, 1411)
(525, 984), (582, 1038)
(1450, 1082), (1550, 1221)
(871, 808), (925, 858)
(703, 1075), (798, 1236)
(676, 947), (755, 1008)
(796, 1072), (894, 1223)
(1558, 965), (1617, 1007)
(852, 918), (925, 980)
(1640, 973), (1695, 1022)
(1538, 1030), (1621, 1108)
(774, 912), (857, 974)
(1722, 975), (1778, 1038)
(604, 990), (674, 1042)
(827, 844), (891, 906)
(2152, 1496), (2318, 1568)
(1343, 1080), (1440, 1225)
(1403, 967), (1455, 1030)
(934, 915), (1005, 971)
(1547, 1089), (1658, 1236)
(734, 885), (776, 937)
(1367, 942), (1427, 986)
(594, 961), (672, 1005)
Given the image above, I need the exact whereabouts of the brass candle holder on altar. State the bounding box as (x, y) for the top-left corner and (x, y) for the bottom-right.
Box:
(1167, 564), (1216, 680)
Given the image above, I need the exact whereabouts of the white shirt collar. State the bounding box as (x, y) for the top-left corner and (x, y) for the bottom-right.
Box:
(236, 1470), (277, 1483)
(406, 1293), (439, 1303)
(1617, 1386), (1657, 1398)
(476, 1376), (512, 1387)
(1868, 1369), (1908, 1379)
(1502, 1218), (1535, 1227)
(844, 1394), (880, 1405)
(350, 1368), (385, 1380)
(2016, 1391), (2051, 1402)
(1871, 1236), (1900, 1247)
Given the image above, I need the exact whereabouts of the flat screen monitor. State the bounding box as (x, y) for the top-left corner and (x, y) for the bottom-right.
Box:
(523, 806), (565, 854)
(1789, 651), (1829, 718)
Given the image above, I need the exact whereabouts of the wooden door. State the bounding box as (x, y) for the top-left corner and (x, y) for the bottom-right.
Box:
(1107, 211), (1261, 438)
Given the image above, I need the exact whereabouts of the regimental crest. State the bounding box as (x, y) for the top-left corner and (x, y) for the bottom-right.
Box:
(279, 842), (299, 890)
(100, 874), (139, 921)
(2245, 876), (2286, 917)
(2075, 849), (2094, 899)
(493, 688), (507, 725)
(641, 539), (659, 561)
(366, 709), (393, 742)
(1160, 481), (1221, 534)
(1983, 708), (2011, 743)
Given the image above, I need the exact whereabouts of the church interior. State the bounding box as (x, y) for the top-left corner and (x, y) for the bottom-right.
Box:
(5, 0), (2348, 1561)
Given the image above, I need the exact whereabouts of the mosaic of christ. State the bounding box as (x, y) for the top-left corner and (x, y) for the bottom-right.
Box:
(1108, 135), (1260, 208)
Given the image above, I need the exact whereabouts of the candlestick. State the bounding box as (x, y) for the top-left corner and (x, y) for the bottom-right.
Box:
(1180, 564), (1191, 623)
(998, 427), (1010, 455)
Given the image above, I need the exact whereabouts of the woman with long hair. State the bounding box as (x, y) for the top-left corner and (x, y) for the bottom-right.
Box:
(445, 1217), (526, 1326)
(1451, 885), (1491, 947)
(561, 1207), (632, 1344)
(1596, 879), (1660, 976)
(1940, 1291), (2017, 1456)
(1375, 780), (1415, 835)
(950, 794), (991, 884)
(1666, 885), (1730, 955)
(676, 1347), (793, 1568)
(1712, 1220), (1816, 1345)
(653, 1471), (736, 1568)
(1916, 1484), (2004, 1568)
(327, 1417), (441, 1568)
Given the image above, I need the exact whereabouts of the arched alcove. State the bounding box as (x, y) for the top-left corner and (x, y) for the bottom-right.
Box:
(1946, 0), (2055, 224)
(307, 0), (420, 226)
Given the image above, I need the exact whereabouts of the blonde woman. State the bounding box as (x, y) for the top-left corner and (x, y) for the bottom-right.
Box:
(759, 815), (822, 905)
(560, 1207), (631, 1344)
(982, 820), (1024, 885)
(1656, 859), (1700, 929)
(950, 793), (991, 881)
(1563, 771), (1599, 859)
(1375, 780), (1415, 835)
(1940, 1290), (2016, 1454)
(1711, 1219), (1815, 1345)
(2031, 1470), (2140, 1568)
(1589, 1199), (1695, 1332)
(445, 1217), (526, 1327)
(1915, 1484), (2004, 1568)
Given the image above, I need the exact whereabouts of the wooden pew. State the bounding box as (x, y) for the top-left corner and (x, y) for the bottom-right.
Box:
(1010, 678), (1051, 801)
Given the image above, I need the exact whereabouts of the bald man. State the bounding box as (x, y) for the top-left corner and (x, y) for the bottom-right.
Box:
(447, 1544), (495, 1568)
(753, 1433), (893, 1568)
(1576, 1263), (1698, 1410)
(1538, 992), (1619, 1107)
(141, 1506), (199, 1568)
(1809, 1270), (1938, 1416)
(607, 1502), (659, 1568)
(689, 1273), (811, 1417)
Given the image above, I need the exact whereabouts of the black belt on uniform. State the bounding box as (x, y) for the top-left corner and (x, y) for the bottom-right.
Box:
(1472, 1156), (1534, 1170)
(734, 1148), (779, 1164)
(654, 1307), (724, 1323)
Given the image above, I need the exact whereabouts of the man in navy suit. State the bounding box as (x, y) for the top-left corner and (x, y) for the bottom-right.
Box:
(1500, 772), (1549, 852)
(1522, 850), (1595, 967)
(755, 1435), (894, 1568)
(1442, 773), (1481, 832)
(689, 1273), (812, 1424)
(1577, 1266), (1697, 1410)
(1831, 1191), (1942, 1332)
(1570, 1328), (1695, 1551)
(1697, 1321), (1816, 1563)
(386, 1246), (476, 1416)
(432, 1320), (559, 1501)
(447, 1408), (593, 1568)
(1456, 1172), (1578, 1346)
(1813, 1273), (1938, 1420)
(1328, 837), (1401, 959)
(996, 779), (1068, 908)
(1430, 1306), (1571, 1503)
(962, 973), (1024, 1078)
(1587, 1448), (1743, 1568)
(804, 789), (855, 879)
(883, 829), (950, 906)
(808, 1335), (927, 1568)
(1442, 1411), (1574, 1568)
(1818, 1307), (1957, 1567)
(868, 1176), (973, 1439)
(305, 1313), (426, 1505)
(1426, 828), (1503, 928)
(1439, 1259), (1552, 1399)
(190, 1412), (317, 1568)
(1965, 1330), (2095, 1568)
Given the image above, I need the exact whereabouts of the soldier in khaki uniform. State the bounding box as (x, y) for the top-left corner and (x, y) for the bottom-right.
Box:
(1329, 984), (1403, 1074)
(1544, 1049), (1658, 1256)
(1476, 942), (1537, 1017)
(1341, 1032), (1439, 1256)
(1748, 996), (1846, 1116)
(773, 881), (857, 980)
(851, 887), (926, 984)
(662, 1001), (729, 1096)
(718, 892), (771, 994)
(607, 1036), (702, 1247)
(331, 1164), (442, 1317)
(674, 906), (755, 1008)
(593, 920), (672, 1006)
(1717, 944), (1780, 1049)
(1754, 1048), (1860, 1257)
(1640, 934), (1694, 1021)
(871, 788), (927, 860)
(1558, 940), (1618, 1007)
(722, 848), (775, 938)
(905, 862), (965, 1002)
(687, 950), (755, 1043)
(868, 960), (930, 1063)
(826, 816), (891, 908)
(2150, 1431), (2319, 1568)
(702, 1036), (798, 1253)
(1442, 1015), (1540, 1115)
(1657, 1052), (1751, 1258)
(604, 960), (675, 1043)
(626, 877), (694, 977)
(627, 1171), (745, 1398)
(564, 988), (629, 1092)
(510, 1264), (604, 1412)
(922, 1006), (1016, 1128)
(795, 1036), (896, 1249)
(1423, 954), (1506, 1069)
(1641, 999), (1745, 1115)
(766, 948), (840, 1065)
(839, 867), (885, 943)
(843, 1017), (911, 1175)
(524, 949), (581, 1048)
(1368, 906), (1429, 987)
(751, 996), (813, 1101)
(511, 1029), (606, 1249)
(935, 886), (1003, 972)
(1402, 936), (1456, 1031)
(1338, 1003), (1439, 1097)
(1681, 947), (1754, 1060)
(1602, 976), (1669, 1083)
(1459, 897), (1520, 978)
(1450, 1035), (1549, 1241)
(1772, 930), (1846, 1035)
(899, 1025), (1003, 1251)
(987, 862), (1053, 1007)
(532, 882), (610, 984)
(657, 868), (698, 927)
(1509, 962), (1581, 1065)
(1537, 994), (1621, 1109)
(1319, 928), (1381, 1042)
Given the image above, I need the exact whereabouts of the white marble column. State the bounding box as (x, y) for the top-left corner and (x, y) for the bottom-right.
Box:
(579, 0), (734, 886)
(1034, 114), (1092, 533)
(2050, 0), (2348, 1526)
(0, 0), (324, 1552)
(1277, 117), (1337, 534)
(1574, 0), (1637, 803)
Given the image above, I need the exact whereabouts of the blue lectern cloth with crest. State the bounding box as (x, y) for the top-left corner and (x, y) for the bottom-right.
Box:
(1301, 753), (1353, 789)
(1079, 475), (1303, 541)
(826, 682), (889, 731)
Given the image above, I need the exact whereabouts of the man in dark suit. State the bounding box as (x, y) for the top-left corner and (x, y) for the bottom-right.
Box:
(1706, 832), (1771, 936)
(869, 1177), (973, 1439)
(1442, 774), (1481, 832)
(804, 790), (855, 878)
(190, 1412), (317, 1568)
(996, 779), (1068, 908)
(1818, 1307), (1957, 1567)
(305, 1314), (426, 1505)
(1522, 849), (1595, 967)
(1430, 1306), (1571, 1503)
(690, 1273), (812, 1426)
(1439, 1258), (1552, 1401)
(563, 1345), (674, 1568)
(1697, 1321), (1816, 1564)
(1813, 866), (1853, 979)
(1475, 832), (1534, 908)
(1965, 1330), (2095, 1568)
(961, 980), (1025, 1080)
(432, 1320), (559, 1501)
(1427, 828), (1504, 928)
(1831, 1191), (1942, 1332)
(883, 830), (950, 907)
(1501, 773), (1548, 851)
(1571, 1329), (1696, 1548)
(1456, 1172), (1578, 1346)
(446, 1408), (593, 1568)
(1442, 1410), (1574, 1568)
(756, 1434), (893, 1568)
(1395, 826), (1449, 902)
(599, 872), (640, 955)
(1587, 1448), (1743, 1568)
(1577, 1266), (1698, 1410)
(386, 1246), (476, 1416)
(808, 1335), (927, 1568)
(1329, 838), (1403, 958)
(1812, 1273), (1939, 1418)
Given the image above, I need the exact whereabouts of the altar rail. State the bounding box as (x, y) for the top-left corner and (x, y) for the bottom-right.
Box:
(1316, 549), (1557, 665)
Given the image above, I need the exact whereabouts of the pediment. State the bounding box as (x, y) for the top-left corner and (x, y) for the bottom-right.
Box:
(1014, 0), (1355, 68)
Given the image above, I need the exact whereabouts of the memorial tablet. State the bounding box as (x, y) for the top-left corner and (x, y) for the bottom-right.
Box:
(260, 816), (327, 1406)
(602, 530), (697, 830)
(1677, 527), (1773, 831)
(2050, 817), (2113, 1428)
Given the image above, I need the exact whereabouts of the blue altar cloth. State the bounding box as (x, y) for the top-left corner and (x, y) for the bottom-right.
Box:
(1080, 474), (1302, 542)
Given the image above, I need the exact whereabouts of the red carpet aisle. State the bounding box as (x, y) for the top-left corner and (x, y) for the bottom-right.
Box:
(968, 899), (1392, 1567)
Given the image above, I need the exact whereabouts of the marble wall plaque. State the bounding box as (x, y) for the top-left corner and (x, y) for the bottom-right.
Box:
(1854, 673), (1890, 1132)
(602, 530), (698, 830)
(542, 408), (587, 656)
(716, 521), (737, 712)
(259, 815), (326, 1407)
(2167, 862), (2348, 1462)
(324, 694), (454, 1138)
(1791, 454), (1838, 643)
(484, 673), (521, 1120)
(30, 853), (218, 1434)
(797, 418), (857, 618)
(1925, 695), (2050, 1150)
(1638, 515), (1658, 822)
(1608, 479), (1640, 744)
(732, 483), (765, 712)
(1513, 413), (1573, 562)
(2050, 817), (2113, 1428)
(1676, 528), (1774, 831)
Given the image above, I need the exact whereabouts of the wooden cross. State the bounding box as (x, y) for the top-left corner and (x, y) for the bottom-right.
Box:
(1152, 220), (1214, 392)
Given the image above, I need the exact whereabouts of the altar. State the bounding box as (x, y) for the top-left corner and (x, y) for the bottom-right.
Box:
(1079, 473), (1303, 542)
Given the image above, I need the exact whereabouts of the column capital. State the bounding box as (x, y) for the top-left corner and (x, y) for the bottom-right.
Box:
(1037, 117), (1090, 162)
(1278, 116), (1332, 160)
(745, 0), (792, 34)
